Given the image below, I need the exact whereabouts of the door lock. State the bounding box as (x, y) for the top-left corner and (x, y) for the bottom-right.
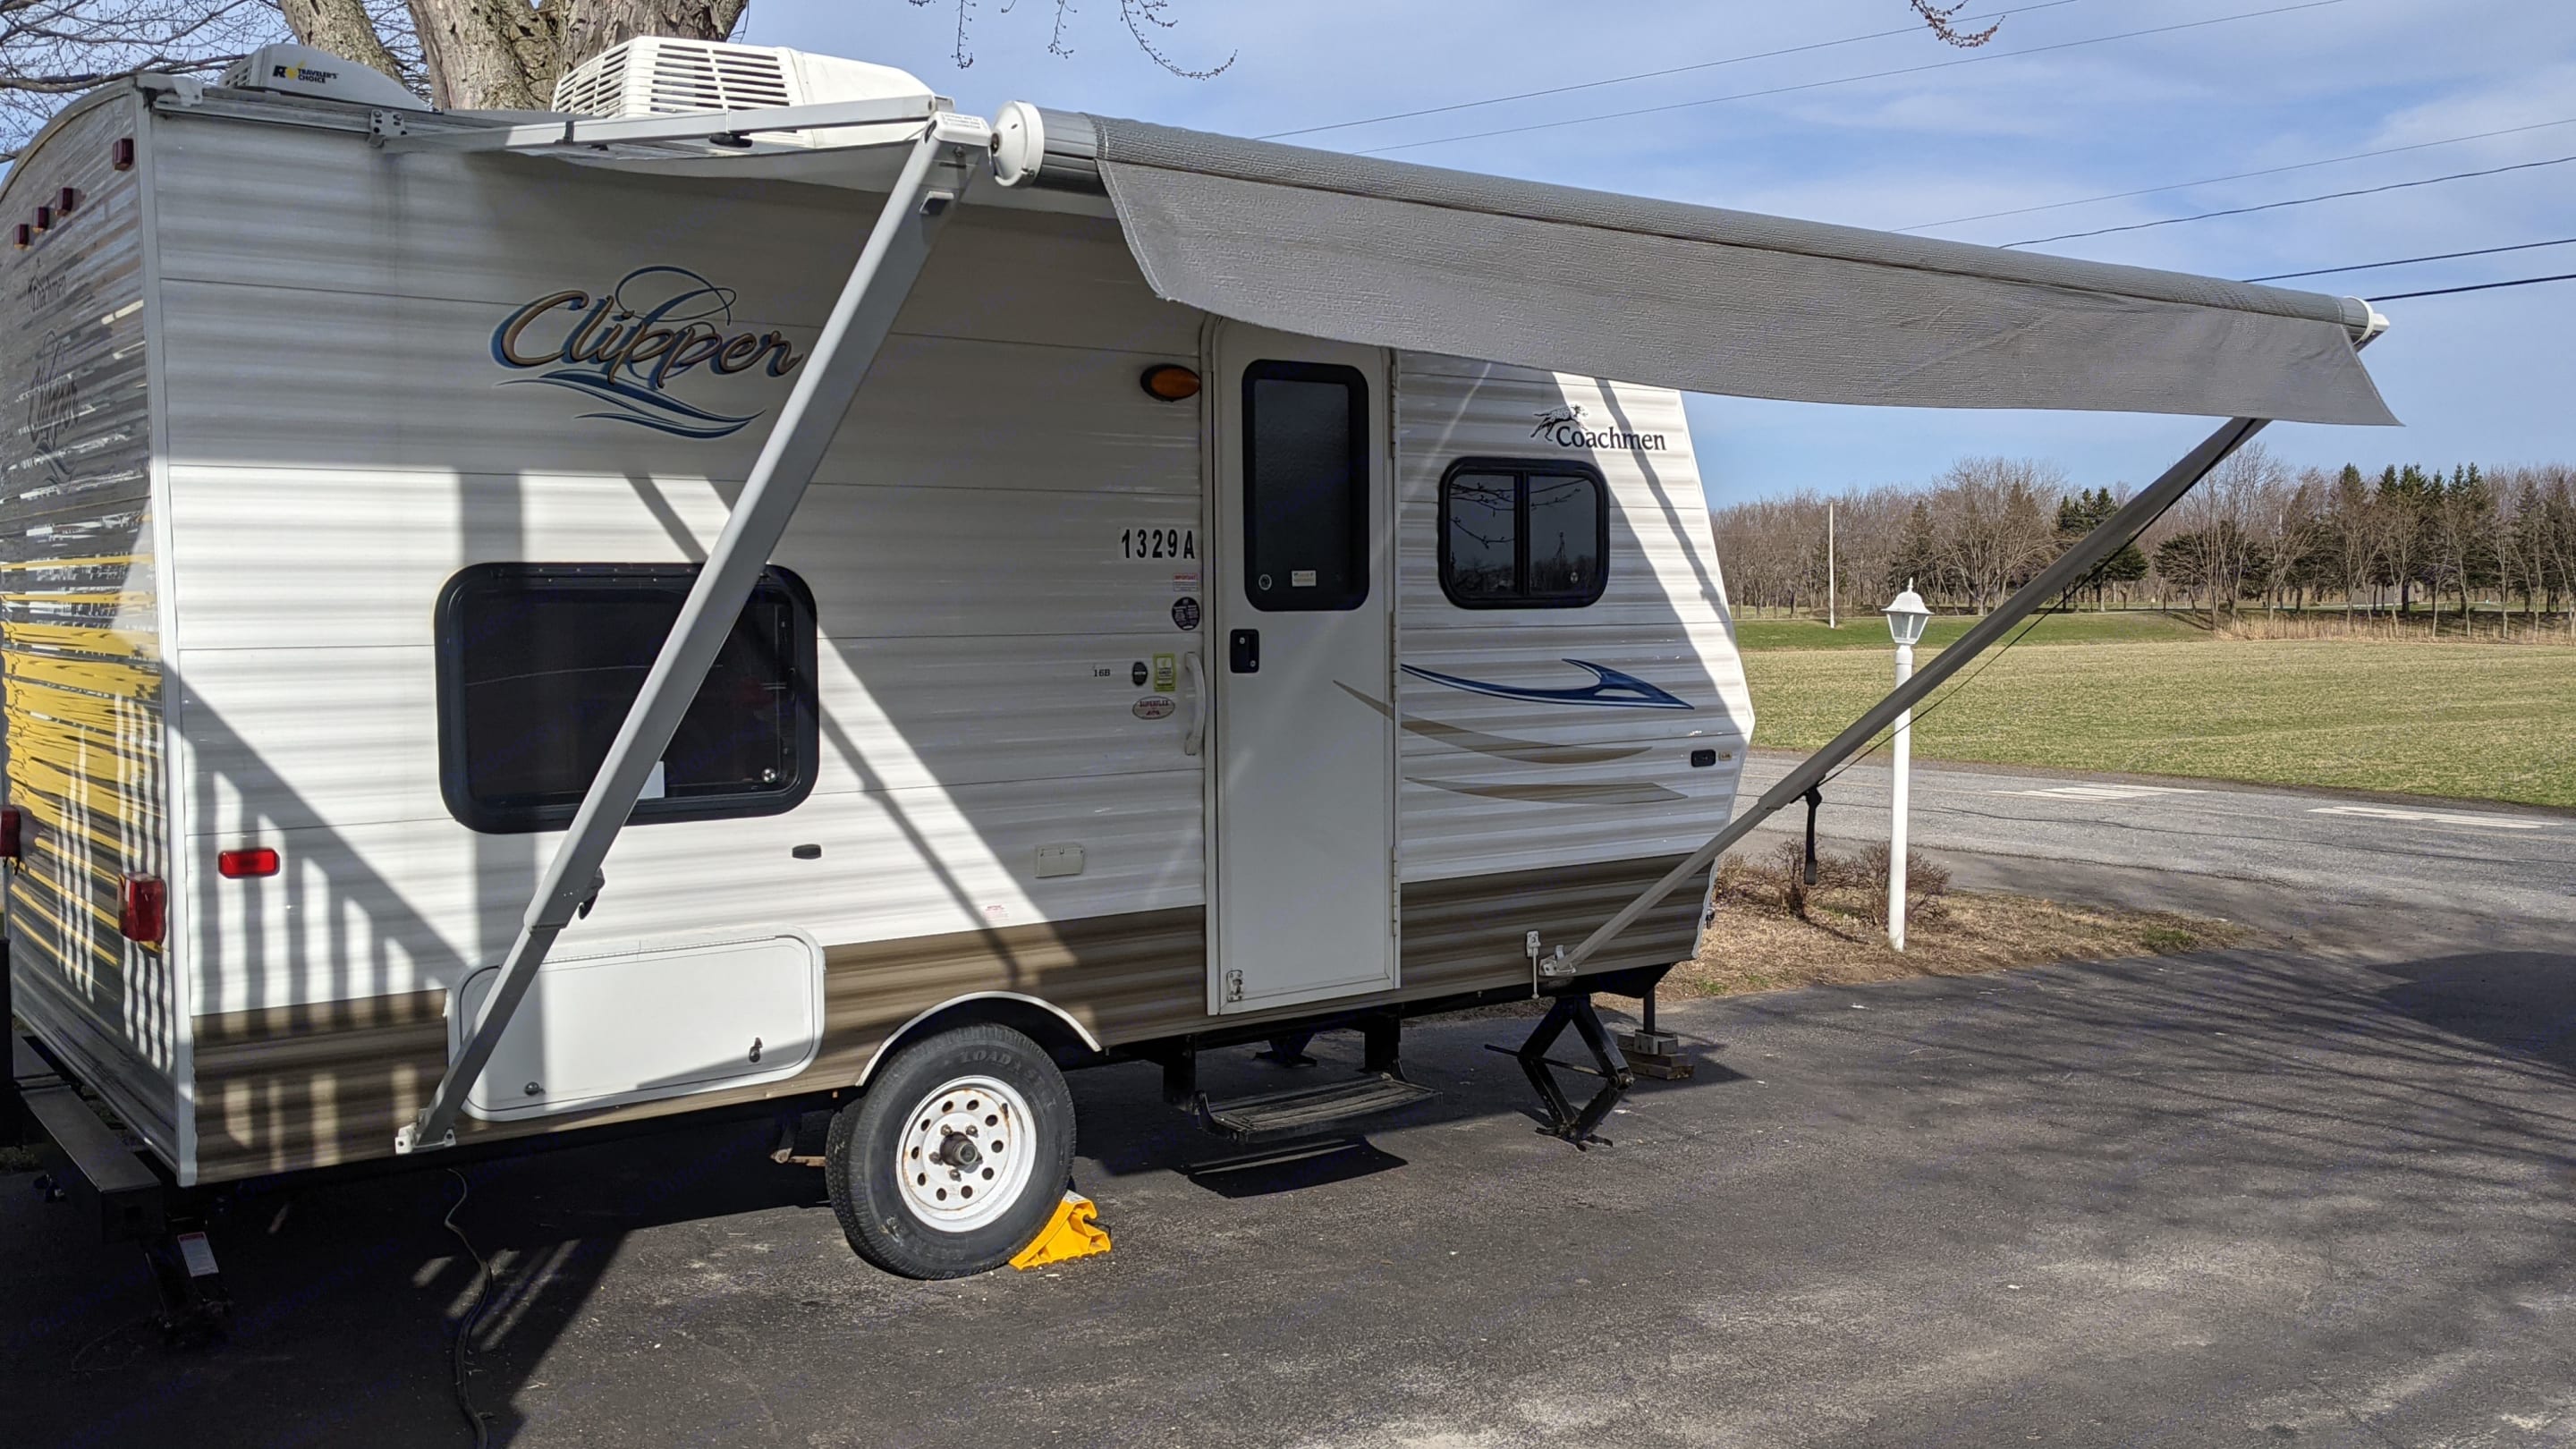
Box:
(1228, 629), (1260, 674)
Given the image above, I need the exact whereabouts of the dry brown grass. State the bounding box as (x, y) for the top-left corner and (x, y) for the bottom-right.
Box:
(1678, 846), (2250, 998)
(2215, 611), (2576, 645)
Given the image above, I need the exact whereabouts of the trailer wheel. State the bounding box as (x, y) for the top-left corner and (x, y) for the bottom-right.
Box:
(826, 1023), (1075, 1279)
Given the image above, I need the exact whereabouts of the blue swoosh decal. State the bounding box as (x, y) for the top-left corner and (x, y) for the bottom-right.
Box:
(504, 372), (763, 438)
(1399, 659), (1692, 710)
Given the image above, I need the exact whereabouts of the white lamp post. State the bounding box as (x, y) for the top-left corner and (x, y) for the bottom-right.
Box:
(1882, 584), (1932, 951)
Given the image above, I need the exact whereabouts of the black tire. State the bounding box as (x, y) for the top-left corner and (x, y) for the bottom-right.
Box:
(826, 1023), (1076, 1279)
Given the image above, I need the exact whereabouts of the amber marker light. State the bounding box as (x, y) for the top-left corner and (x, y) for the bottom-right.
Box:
(1140, 364), (1202, 402)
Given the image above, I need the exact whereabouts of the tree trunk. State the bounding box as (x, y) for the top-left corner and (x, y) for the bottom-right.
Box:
(283, 0), (411, 80)
(406, 0), (747, 112)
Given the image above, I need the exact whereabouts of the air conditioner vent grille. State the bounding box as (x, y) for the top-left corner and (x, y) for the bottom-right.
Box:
(548, 39), (937, 148)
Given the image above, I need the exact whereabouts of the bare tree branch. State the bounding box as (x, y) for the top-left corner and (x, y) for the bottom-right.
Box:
(1911, 0), (2001, 48)
(908, 0), (1225, 77)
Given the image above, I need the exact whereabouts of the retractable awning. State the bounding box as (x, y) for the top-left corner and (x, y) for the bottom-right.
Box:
(1009, 110), (2394, 426)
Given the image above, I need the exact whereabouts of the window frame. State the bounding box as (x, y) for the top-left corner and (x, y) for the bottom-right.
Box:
(1240, 358), (1372, 614)
(433, 561), (821, 835)
(1436, 456), (1613, 610)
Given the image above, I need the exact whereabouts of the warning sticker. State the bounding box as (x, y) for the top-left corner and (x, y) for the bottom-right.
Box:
(1152, 652), (1178, 691)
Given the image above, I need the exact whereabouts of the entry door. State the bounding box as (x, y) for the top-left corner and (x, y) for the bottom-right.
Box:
(1209, 325), (1397, 1014)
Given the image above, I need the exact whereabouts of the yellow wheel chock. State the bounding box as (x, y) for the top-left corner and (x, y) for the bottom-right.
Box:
(1010, 1191), (1112, 1270)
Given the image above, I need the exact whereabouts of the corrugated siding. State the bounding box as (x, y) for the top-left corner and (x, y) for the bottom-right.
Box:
(188, 847), (1699, 1182)
(0, 93), (182, 1159)
(1393, 357), (1753, 886)
(147, 112), (1218, 1170)
(149, 110), (1749, 1176)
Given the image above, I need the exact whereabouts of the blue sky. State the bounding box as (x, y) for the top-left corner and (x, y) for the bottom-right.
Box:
(744, 0), (2574, 506)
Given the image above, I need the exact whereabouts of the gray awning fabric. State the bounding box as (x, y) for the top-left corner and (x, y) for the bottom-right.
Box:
(1076, 114), (2395, 425)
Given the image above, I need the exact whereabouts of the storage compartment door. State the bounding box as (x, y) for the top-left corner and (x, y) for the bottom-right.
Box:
(456, 933), (822, 1120)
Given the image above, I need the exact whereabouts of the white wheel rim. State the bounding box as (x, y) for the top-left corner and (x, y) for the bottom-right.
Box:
(894, 1074), (1040, 1233)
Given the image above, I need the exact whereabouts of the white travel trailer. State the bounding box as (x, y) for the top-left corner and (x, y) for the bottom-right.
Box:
(2, 39), (2390, 1285)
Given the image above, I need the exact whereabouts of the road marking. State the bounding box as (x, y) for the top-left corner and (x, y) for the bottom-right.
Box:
(1998, 784), (2205, 801)
(2309, 804), (2545, 831)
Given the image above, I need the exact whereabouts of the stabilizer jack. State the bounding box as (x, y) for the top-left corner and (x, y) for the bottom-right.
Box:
(1488, 993), (1633, 1149)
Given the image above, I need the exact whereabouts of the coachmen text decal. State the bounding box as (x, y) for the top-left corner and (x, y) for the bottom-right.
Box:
(490, 267), (803, 439)
(1532, 403), (1665, 452)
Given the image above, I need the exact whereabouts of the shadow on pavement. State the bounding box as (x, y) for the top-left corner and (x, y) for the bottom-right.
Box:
(4, 936), (2573, 1447)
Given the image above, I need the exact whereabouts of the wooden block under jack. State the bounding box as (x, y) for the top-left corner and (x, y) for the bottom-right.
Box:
(1618, 1030), (1694, 1080)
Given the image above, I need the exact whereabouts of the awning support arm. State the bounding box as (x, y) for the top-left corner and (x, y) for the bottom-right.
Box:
(398, 121), (980, 1155)
(1555, 412), (2274, 978)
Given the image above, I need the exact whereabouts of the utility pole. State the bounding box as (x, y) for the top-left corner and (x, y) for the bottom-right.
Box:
(1826, 501), (1838, 628)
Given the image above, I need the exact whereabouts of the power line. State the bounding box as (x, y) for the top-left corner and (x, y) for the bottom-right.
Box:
(1261, 0), (2090, 141)
(1355, 0), (2351, 157)
(2244, 236), (2576, 283)
(1902, 115), (2576, 233)
(2368, 270), (2576, 302)
(2001, 151), (2576, 248)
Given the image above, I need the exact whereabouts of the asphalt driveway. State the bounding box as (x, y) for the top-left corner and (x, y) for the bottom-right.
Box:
(5, 782), (2572, 1447)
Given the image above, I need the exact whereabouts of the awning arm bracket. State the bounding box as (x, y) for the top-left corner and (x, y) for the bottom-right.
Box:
(397, 118), (984, 1156)
(1555, 411), (2277, 979)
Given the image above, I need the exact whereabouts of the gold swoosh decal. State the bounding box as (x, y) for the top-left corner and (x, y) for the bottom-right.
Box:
(1336, 682), (1649, 765)
(1408, 776), (1690, 805)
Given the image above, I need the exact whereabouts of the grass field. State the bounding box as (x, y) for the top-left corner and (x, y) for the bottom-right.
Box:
(1741, 635), (2576, 809)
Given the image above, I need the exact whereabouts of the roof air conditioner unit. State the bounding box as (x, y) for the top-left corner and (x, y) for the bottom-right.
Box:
(551, 39), (936, 148)
(222, 42), (428, 111)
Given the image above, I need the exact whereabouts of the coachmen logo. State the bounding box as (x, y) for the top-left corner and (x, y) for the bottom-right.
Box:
(490, 267), (804, 439)
(1532, 403), (1666, 452)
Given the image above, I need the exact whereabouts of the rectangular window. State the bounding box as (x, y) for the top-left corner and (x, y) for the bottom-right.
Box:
(1438, 459), (1609, 608)
(436, 564), (818, 834)
(1242, 360), (1369, 612)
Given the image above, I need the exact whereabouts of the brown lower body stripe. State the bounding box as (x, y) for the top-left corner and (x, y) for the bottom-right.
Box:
(188, 854), (1701, 1182)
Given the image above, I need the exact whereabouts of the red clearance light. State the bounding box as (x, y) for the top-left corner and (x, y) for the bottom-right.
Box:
(11, 225), (27, 250)
(0, 806), (20, 860)
(56, 187), (78, 216)
(113, 137), (134, 172)
(216, 847), (279, 879)
(33, 206), (51, 232)
(119, 874), (166, 945)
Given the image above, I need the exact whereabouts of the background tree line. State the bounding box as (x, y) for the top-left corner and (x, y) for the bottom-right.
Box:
(1710, 445), (2576, 638)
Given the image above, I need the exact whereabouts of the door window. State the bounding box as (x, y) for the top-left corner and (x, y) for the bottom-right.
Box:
(1241, 360), (1369, 612)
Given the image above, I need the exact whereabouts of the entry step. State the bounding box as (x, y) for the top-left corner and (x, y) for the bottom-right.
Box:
(1194, 1072), (1436, 1142)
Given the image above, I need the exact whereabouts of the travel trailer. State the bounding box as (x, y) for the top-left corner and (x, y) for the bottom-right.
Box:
(2, 39), (2390, 1290)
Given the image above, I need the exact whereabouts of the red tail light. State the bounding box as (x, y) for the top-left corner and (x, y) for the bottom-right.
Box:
(0, 806), (19, 860)
(216, 847), (279, 879)
(119, 875), (165, 945)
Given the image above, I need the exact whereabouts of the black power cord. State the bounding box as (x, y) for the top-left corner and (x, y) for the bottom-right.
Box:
(443, 1168), (496, 1449)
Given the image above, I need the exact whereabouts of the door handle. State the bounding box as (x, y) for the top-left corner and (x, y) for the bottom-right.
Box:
(1182, 649), (1208, 758)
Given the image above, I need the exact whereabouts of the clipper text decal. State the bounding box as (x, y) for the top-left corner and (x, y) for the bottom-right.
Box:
(491, 267), (803, 439)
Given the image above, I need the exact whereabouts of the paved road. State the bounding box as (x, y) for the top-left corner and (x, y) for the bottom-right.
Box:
(4, 768), (2572, 1448)
(1737, 752), (2573, 939)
